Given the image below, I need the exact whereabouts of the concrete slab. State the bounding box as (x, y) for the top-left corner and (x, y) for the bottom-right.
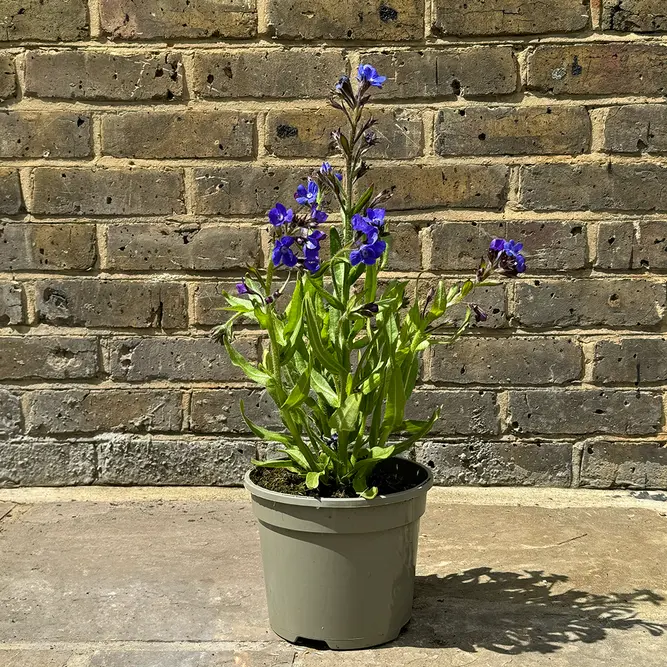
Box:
(0, 489), (665, 666)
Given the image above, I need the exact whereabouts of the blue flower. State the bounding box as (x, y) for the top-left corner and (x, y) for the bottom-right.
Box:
(268, 202), (294, 227)
(320, 162), (343, 181)
(350, 239), (387, 266)
(365, 208), (385, 228)
(489, 238), (526, 276)
(272, 235), (298, 268)
(352, 213), (378, 242)
(335, 75), (350, 91)
(236, 282), (249, 295)
(306, 229), (326, 251)
(310, 206), (328, 224)
(295, 179), (319, 206)
(357, 64), (386, 88)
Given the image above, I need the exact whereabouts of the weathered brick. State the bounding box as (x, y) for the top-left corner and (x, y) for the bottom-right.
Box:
(631, 220), (667, 269)
(192, 282), (238, 326)
(592, 338), (667, 384)
(0, 389), (20, 436)
(580, 440), (667, 489)
(192, 166), (313, 216)
(0, 111), (91, 158)
(24, 51), (183, 101)
(192, 49), (348, 99)
(0, 223), (96, 271)
(0, 0), (88, 41)
(26, 390), (183, 435)
(0, 441), (96, 486)
(427, 337), (582, 385)
(0, 169), (22, 214)
(0, 282), (23, 326)
(266, 0), (424, 40)
(602, 105), (667, 154)
(97, 436), (255, 485)
(31, 168), (185, 216)
(519, 163), (667, 212)
(435, 106), (590, 156)
(0, 337), (98, 380)
(364, 48), (517, 99)
(417, 441), (572, 487)
(36, 280), (187, 329)
(432, 0), (589, 35)
(406, 390), (498, 435)
(424, 220), (587, 272)
(386, 222), (421, 271)
(0, 54), (15, 99)
(109, 337), (257, 382)
(594, 221), (635, 270)
(191, 388), (279, 433)
(527, 44), (667, 96)
(100, 0), (256, 39)
(508, 390), (663, 435)
(364, 165), (508, 211)
(601, 0), (667, 32)
(515, 279), (665, 329)
(265, 107), (423, 159)
(101, 111), (255, 159)
(105, 223), (260, 271)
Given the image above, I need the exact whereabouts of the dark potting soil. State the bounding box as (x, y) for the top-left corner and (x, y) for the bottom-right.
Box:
(250, 458), (428, 499)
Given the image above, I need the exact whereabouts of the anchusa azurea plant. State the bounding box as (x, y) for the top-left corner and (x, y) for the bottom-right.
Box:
(214, 64), (526, 498)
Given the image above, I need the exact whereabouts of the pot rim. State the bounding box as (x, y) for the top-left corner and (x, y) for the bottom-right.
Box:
(244, 459), (433, 509)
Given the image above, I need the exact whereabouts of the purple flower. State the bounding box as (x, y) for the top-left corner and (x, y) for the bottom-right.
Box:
(268, 202), (294, 227)
(236, 282), (249, 295)
(272, 235), (298, 268)
(295, 179), (319, 207)
(320, 162), (343, 181)
(350, 239), (387, 266)
(489, 238), (526, 276)
(357, 64), (386, 88)
(335, 75), (350, 91)
(306, 229), (326, 251)
(310, 206), (328, 224)
(365, 208), (385, 228)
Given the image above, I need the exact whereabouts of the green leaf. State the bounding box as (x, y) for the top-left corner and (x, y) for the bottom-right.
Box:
(369, 445), (395, 460)
(251, 458), (299, 473)
(310, 368), (340, 408)
(282, 362), (312, 409)
(329, 393), (362, 433)
(352, 185), (375, 215)
(305, 297), (348, 376)
(224, 339), (273, 388)
(309, 276), (345, 311)
(240, 401), (291, 446)
(393, 408), (440, 455)
(361, 486), (378, 500)
(306, 471), (321, 489)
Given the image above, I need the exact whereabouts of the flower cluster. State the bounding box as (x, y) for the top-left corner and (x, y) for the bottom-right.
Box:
(350, 208), (387, 266)
(488, 238), (526, 277)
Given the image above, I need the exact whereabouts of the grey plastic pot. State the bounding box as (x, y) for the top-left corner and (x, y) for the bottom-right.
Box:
(244, 459), (433, 650)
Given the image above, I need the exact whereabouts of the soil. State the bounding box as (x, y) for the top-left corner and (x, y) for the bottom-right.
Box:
(250, 458), (428, 499)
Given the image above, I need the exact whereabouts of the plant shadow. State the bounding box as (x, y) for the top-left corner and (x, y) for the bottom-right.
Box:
(391, 568), (666, 654)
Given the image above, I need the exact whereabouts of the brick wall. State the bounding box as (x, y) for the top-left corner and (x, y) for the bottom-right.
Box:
(1, 0), (666, 489)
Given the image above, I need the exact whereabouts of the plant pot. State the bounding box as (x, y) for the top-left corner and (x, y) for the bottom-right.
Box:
(244, 458), (433, 650)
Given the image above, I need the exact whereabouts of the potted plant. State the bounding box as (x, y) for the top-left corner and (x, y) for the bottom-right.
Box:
(213, 64), (526, 650)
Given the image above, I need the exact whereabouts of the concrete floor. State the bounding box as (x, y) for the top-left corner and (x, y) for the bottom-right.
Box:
(0, 487), (666, 666)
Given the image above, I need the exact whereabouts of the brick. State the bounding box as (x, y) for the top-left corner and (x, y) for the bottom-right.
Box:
(386, 222), (421, 271)
(31, 168), (185, 216)
(0, 441), (96, 486)
(0, 223), (96, 271)
(519, 163), (667, 212)
(592, 338), (667, 384)
(192, 49), (348, 99)
(435, 106), (590, 156)
(97, 435), (255, 485)
(595, 221), (635, 270)
(514, 279), (665, 328)
(602, 105), (667, 154)
(192, 282), (238, 326)
(427, 337), (582, 385)
(109, 336), (257, 382)
(0, 337), (98, 380)
(0, 0), (88, 41)
(601, 0), (667, 32)
(0, 169), (22, 214)
(100, 0), (256, 39)
(406, 390), (498, 435)
(266, 0), (424, 40)
(364, 48), (517, 99)
(0, 282), (23, 325)
(35, 280), (187, 329)
(365, 165), (508, 211)
(632, 220), (667, 269)
(101, 111), (255, 159)
(105, 223), (261, 271)
(526, 44), (667, 96)
(424, 220), (587, 272)
(0, 54), (15, 99)
(0, 389), (20, 436)
(265, 107), (423, 159)
(0, 111), (91, 158)
(432, 0), (589, 35)
(508, 390), (662, 435)
(192, 165), (313, 216)
(580, 440), (667, 489)
(191, 388), (280, 433)
(417, 441), (572, 487)
(24, 51), (183, 101)
(26, 390), (183, 435)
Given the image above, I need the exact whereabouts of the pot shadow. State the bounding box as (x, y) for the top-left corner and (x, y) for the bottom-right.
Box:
(390, 567), (666, 654)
